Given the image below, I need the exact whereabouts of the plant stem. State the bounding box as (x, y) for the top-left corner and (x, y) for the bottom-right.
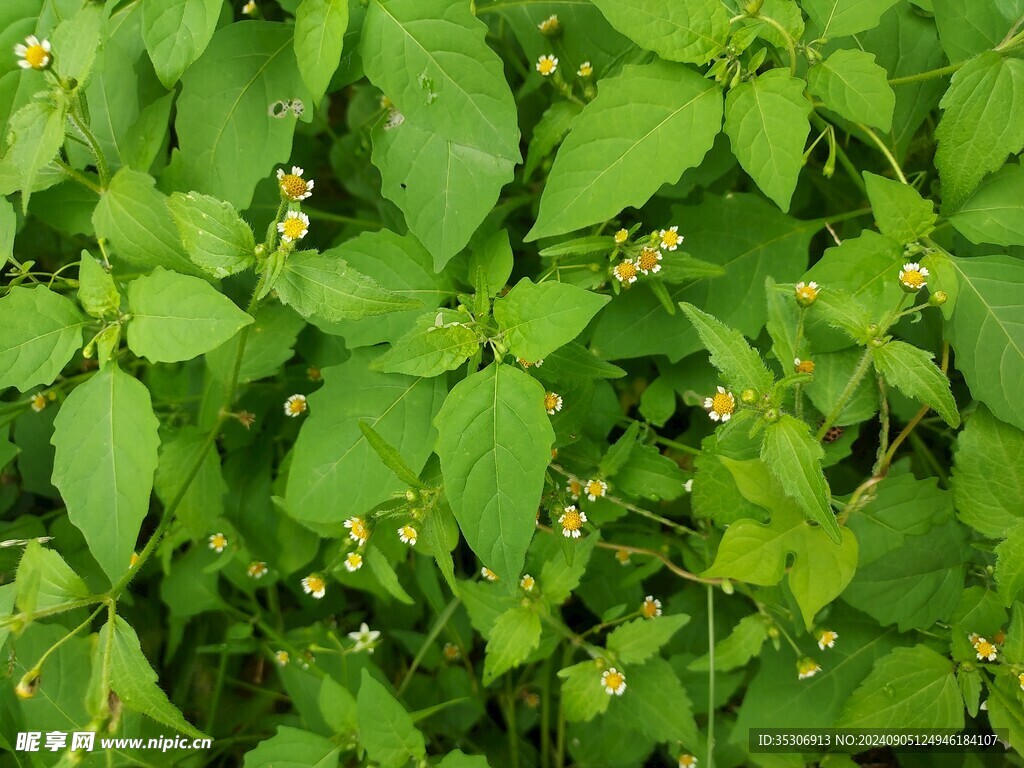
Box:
(756, 14), (798, 74)
(706, 584), (716, 768)
(53, 160), (102, 194)
(857, 123), (906, 183)
(67, 110), (109, 188)
(396, 598), (461, 697)
(815, 348), (872, 440)
(888, 62), (963, 86)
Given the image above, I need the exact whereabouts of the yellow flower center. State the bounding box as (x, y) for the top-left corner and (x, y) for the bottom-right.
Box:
(614, 261), (638, 281)
(346, 553), (363, 569)
(711, 392), (734, 416)
(679, 757), (697, 768)
(638, 247), (660, 272)
(347, 517), (369, 540)
(561, 508), (583, 532)
(538, 57), (556, 75)
(615, 550), (631, 564)
(795, 359), (815, 374)
(579, 63), (593, 77)
(275, 651), (289, 665)
(286, 397), (307, 414)
(281, 216), (306, 240)
(25, 44), (49, 69)
(797, 659), (820, 677)
(1019, 672), (1024, 689)
(661, 229), (680, 248)
(443, 643), (460, 660)
(280, 174), (308, 199)
(818, 630), (836, 646)
(482, 567), (497, 581)
(538, 16), (559, 33)
(604, 670), (624, 690)
(796, 284), (818, 302)
(210, 534), (227, 549)
(31, 394), (47, 411)
(614, 228), (628, 244)
(307, 575), (325, 593)
(400, 524), (417, 541)
(976, 640), (996, 658)
(586, 480), (605, 498)
(641, 600), (659, 618)
(544, 392), (561, 411)
(521, 575), (535, 591)
(901, 269), (925, 288)
(568, 479), (582, 497)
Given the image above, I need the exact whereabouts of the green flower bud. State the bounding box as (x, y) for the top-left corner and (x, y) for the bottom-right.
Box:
(741, 388), (758, 404)
(929, 290), (948, 307)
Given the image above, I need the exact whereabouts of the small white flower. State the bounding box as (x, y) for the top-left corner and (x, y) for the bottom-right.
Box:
(398, 524), (418, 546)
(641, 595), (662, 618)
(898, 262), (929, 291)
(301, 573), (326, 599)
(241, 0), (257, 15)
(544, 391), (563, 415)
(520, 574), (535, 592)
(208, 533), (228, 553)
(348, 622), (381, 653)
(481, 566), (498, 581)
(276, 166), (313, 200)
(659, 225), (682, 251)
(536, 54), (558, 76)
(247, 561), (269, 579)
(703, 386), (735, 422)
(277, 210), (310, 243)
(284, 393), (307, 417)
(558, 505), (587, 538)
(344, 517), (370, 546)
(683, 479), (693, 493)
(817, 629), (838, 650)
(584, 479), (608, 502)
(577, 61), (593, 78)
(601, 667), (627, 695)
(344, 552), (363, 572)
(15, 36), (51, 70)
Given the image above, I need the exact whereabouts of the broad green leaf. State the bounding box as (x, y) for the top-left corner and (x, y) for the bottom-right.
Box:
(863, 172), (936, 244)
(435, 364), (554, 581)
(614, 444), (688, 501)
(837, 645), (963, 729)
(688, 614), (768, 672)
(494, 279), (610, 363)
(0, 583), (14, 650)
(639, 377), (675, 426)
(0, 286), (84, 392)
(52, 366), (160, 582)
(589, 0), (728, 64)
(996, 522), (1024, 606)
(294, 0), (349, 103)
(205, 303), (306, 384)
(15, 540), (89, 614)
(678, 303), (774, 394)
(160, 546), (225, 618)
(952, 406), (1024, 537)
(606, 614), (689, 665)
(166, 191), (256, 278)
(761, 415), (841, 541)
(141, 0), (221, 88)
(804, 348), (879, 427)
(618, 658), (699, 746)
(871, 340), (959, 426)
(483, 606), (542, 683)
(945, 255), (1024, 429)
(286, 349), (446, 535)
(534, 342), (626, 382)
(591, 194), (816, 361)
(724, 70), (810, 212)
(802, 0), (901, 37)
(77, 252), (120, 318)
(523, 101), (580, 180)
(935, 53), (1024, 211)
(243, 726), (341, 768)
(365, 545), (414, 605)
(458, 579), (519, 638)
(528, 61), (722, 239)
(154, 427), (226, 541)
(103, 615), (207, 738)
(373, 309), (479, 378)
(468, 229), (514, 298)
(843, 471), (968, 630)
(807, 49), (894, 131)
(437, 751), (489, 768)
(932, 0), (1023, 63)
(50, 3), (104, 87)
(0, 98), (67, 210)
(948, 162), (1024, 247)
(126, 267), (253, 363)
(318, 676), (358, 738)
(275, 250), (419, 323)
(538, 533), (596, 607)
(803, 230), (904, 325)
(314, 229), (454, 347)
(359, 421), (427, 489)
(705, 456), (856, 628)
(165, 22), (311, 209)
(371, 116), (516, 269)
(0, 197), (13, 269)
(599, 421), (641, 479)
(809, 286), (874, 346)
(558, 661), (610, 722)
(356, 670), (425, 768)
(92, 168), (202, 276)
(360, 0), (519, 161)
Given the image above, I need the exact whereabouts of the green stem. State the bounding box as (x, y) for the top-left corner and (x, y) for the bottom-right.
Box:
(503, 676), (521, 768)
(856, 123), (907, 183)
(755, 14), (798, 74)
(26, 603), (106, 674)
(815, 348), (872, 441)
(396, 598), (461, 697)
(888, 62), (963, 86)
(706, 584), (716, 768)
(53, 160), (101, 194)
(67, 110), (109, 188)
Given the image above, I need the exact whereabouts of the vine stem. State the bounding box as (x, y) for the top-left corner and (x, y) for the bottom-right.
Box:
(887, 62), (963, 86)
(706, 584), (716, 768)
(856, 123), (907, 183)
(814, 348), (872, 441)
(67, 109), (109, 189)
(396, 598), (461, 697)
(755, 14), (798, 74)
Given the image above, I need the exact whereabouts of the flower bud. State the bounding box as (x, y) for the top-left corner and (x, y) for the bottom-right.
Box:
(929, 290), (948, 307)
(15, 669), (40, 699)
(740, 388), (757, 404)
(744, 0), (764, 14)
(763, 408), (780, 423)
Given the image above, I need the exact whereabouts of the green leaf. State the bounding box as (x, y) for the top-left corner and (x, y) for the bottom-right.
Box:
(286, 349), (446, 535)
(945, 255), (1024, 429)
(524, 101), (580, 181)
(614, 444), (688, 501)
(948, 162), (1024, 247)
(103, 615), (207, 738)
(688, 614), (769, 672)
(538, 533), (596, 607)
(807, 49), (894, 131)
(15, 540), (90, 614)
(804, 230), (905, 323)
(932, 0), (1023, 63)
(724, 70), (810, 212)
(243, 726), (341, 768)
(705, 457), (856, 628)
(365, 545), (414, 605)
(126, 267), (253, 363)
(804, 348), (879, 426)
(0, 197), (13, 270)
(373, 310), (479, 378)
(483, 606), (542, 684)
(294, 0), (349, 104)
(141, 0), (221, 88)
(494, 279), (610, 363)
(52, 366), (160, 582)
(837, 645), (964, 729)
(589, 0), (728, 64)
(356, 669), (425, 768)
(165, 22), (311, 209)
(678, 302), (774, 394)
(205, 303), (306, 384)
(528, 61), (722, 239)
(0, 98), (67, 210)
(639, 377), (675, 426)
(558, 661), (610, 722)
(435, 364), (554, 581)
(606, 614), (689, 665)
(437, 751), (489, 768)
(49, 4), (105, 86)
(843, 471), (969, 630)
(358, 421), (427, 489)
(468, 229), (514, 298)
(77, 252), (120, 318)
(371, 98), (516, 269)
(533, 342), (626, 382)
(952, 406), (1024, 537)
(275, 250), (419, 323)
(154, 427), (226, 541)
(996, 522), (1024, 607)
(761, 415), (840, 541)
(618, 658), (699, 746)
(92, 168), (202, 276)
(935, 52), (1024, 211)
(360, 0), (519, 161)
(801, 0), (900, 38)
(0, 286), (84, 392)
(863, 172), (936, 244)
(166, 191), (257, 278)
(871, 340), (959, 427)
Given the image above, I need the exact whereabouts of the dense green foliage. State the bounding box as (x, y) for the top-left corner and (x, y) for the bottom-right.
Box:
(2, 0), (1024, 766)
